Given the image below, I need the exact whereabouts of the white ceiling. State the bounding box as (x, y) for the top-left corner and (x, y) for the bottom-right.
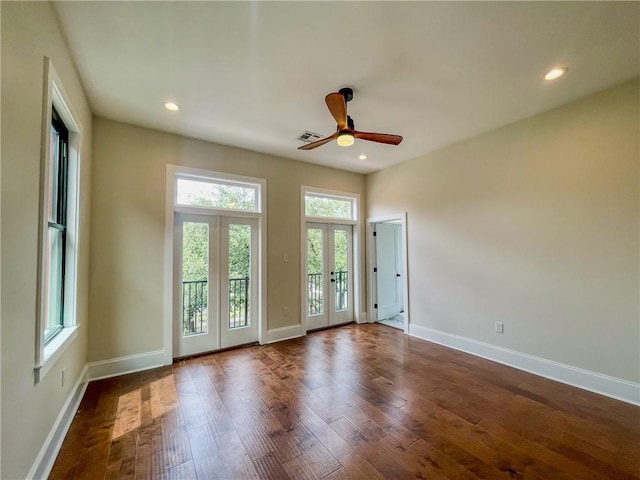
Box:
(54, 1), (639, 174)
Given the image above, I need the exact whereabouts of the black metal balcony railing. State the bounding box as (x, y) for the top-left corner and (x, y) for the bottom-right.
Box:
(183, 271), (348, 333)
(308, 273), (323, 315)
(229, 276), (250, 328)
(182, 277), (250, 335)
(183, 280), (207, 335)
(307, 270), (348, 316)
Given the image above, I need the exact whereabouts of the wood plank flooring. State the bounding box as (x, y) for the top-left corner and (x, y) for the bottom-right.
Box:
(50, 323), (639, 479)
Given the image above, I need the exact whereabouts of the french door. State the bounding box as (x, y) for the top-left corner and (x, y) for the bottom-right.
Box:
(305, 223), (354, 330)
(174, 213), (258, 357)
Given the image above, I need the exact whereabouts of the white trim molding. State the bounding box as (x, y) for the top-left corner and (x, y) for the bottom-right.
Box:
(35, 57), (83, 383)
(300, 186), (362, 334)
(265, 324), (304, 344)
(27, 365), (89, 480)
(164, 165), (268, 363)
(409, 324), (640, 406)
(87, 350), (165, 381)
(366, 213), (410, 334)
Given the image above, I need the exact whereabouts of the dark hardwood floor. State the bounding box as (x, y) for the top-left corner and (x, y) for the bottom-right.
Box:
(50, 323), (639, 479)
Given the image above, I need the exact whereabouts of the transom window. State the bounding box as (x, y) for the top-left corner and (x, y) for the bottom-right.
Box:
(176, 176), (260, 212)
(304, 192), (357, 221)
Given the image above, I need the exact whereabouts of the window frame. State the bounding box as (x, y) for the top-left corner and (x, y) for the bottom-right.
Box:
(35, 58), (82, 383)
(302, 186), (359, 224)
(174, 174), (261, 214)
(44, 107), (70, 344)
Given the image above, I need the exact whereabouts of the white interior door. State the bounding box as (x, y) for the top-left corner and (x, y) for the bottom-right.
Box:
(174, 213), (258, 357)
(376, 223), (402, 320)
(305, 223), (353, 330)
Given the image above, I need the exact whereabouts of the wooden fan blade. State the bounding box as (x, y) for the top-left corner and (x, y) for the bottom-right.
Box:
(353, 131), (403, 145)
(298, 132), (339, 150)
(325, 93), (348, 130)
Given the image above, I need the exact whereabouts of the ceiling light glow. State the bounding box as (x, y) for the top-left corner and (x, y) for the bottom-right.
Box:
(337, 132), (355, 147)
(163, 102), (180, 111)
(544, 67), (568, 81)
(359, 154), (367, 160)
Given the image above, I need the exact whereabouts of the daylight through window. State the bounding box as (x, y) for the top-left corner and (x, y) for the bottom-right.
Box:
(45, 107), (69, 343)
(176, 177), (259, 212)
(304, 193), (355, 220)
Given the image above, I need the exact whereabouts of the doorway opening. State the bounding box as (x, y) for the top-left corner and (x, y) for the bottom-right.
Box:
(368, 214), (409, 333)
(164, 166), (266, 363)
(174, 214), (259, 357)
(305, 223), (354, 330)
(301, 186), (361, 334)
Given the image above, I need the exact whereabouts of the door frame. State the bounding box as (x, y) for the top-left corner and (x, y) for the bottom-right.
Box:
(304, 222), (355, 330)
(163, 165), (267, 364)
(300, 186), (363, 335)
(367, 213), (409, 334)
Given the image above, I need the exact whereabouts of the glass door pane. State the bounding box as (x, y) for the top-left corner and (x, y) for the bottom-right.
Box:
(307, 227), (325, 317)
(182, 221), (209, 335)
(220, 218), (259, 348)
(333, 228), (349, 312)
(227, 223), (251, 329)
(329, 224), (353, 326)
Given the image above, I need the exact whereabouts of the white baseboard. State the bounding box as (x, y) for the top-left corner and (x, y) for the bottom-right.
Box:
(87, 349), (165, 381)
(28, 365), (89, 480)
(409, 324), (640, 406)
(265, 324), (303, 344)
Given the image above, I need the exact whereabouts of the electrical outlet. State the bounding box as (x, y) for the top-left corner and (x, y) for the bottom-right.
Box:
(495, 322), (504, 334)
(61, 368), (66, 387)
(283, 306), (289, 316)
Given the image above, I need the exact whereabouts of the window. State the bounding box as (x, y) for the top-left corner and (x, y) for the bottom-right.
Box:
(45, 108), (69, 343)
(35, 58), (81, 383)
(176, 176), (259, 212)
(304, 191), (357, 221)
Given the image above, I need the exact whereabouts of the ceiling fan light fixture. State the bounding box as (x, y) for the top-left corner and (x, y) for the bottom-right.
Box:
(337, 132), (355, 147)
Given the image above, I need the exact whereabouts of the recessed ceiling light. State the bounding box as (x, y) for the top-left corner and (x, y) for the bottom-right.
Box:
(163, 102), (180, 111)
(544, 67), (568, 81)
(359, 154), (367, 160)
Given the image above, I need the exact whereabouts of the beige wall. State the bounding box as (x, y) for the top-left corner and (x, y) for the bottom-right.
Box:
(1, 2), (93, 478)
(90, 118), (365, 362)
(367, 79), (639, 383)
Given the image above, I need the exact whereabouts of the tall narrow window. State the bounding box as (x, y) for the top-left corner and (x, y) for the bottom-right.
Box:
(35, 58), (81, 383)
(45, 107), (69, 343)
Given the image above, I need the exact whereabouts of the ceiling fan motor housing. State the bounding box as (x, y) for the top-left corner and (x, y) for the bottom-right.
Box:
(339, 87), (354, 103)
(337, 116), (356, 133)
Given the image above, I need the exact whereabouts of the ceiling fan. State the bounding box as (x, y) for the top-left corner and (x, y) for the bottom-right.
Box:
(298, 87), (403, 150)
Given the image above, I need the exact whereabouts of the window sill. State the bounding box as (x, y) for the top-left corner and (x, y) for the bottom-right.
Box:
(35, 325), (79, 383)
